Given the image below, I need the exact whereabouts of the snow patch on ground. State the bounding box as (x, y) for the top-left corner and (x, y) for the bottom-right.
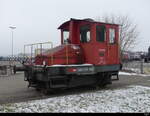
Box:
(1, 85), (150, 113)
(119, 71), (150, 77)
(123, 68), (141, 73)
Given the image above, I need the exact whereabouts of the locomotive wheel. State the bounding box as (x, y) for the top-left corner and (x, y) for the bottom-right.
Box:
(97, 73), (111, 88)
(41, 82), (53, 95)
(41, 88), (54, 95)
(35, 87), (41, 92)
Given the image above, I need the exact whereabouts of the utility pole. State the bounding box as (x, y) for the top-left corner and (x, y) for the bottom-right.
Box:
(9, 26), (16, 65)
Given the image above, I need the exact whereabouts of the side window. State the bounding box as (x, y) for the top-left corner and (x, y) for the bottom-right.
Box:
(80, 25), (90, 43)
(63, 30), (70, 44)
(96, 25), (106, 42)
(109, 28), (115, 44)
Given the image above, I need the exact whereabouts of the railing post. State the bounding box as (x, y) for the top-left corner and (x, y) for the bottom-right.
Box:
(66, 44), (69, 65)
(35, 44), (38, 56)
(40, 43), (42, 55)
(31, 44), (33, 64)
(51, 42), (53, 65)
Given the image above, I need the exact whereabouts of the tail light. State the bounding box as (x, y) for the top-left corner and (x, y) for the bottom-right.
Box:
(67, 68), (77, 72)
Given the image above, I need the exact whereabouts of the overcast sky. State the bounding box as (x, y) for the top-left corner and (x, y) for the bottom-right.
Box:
(0, 0), (150, 56)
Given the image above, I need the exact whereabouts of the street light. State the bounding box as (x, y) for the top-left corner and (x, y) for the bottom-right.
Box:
(9, 26), (16, 59)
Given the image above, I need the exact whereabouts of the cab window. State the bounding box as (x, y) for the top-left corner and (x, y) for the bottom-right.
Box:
(96, 25), (106, 42)
(63, 30), (70, 44)
(80, 25), (91, 43)
(109, 28), (115, 44)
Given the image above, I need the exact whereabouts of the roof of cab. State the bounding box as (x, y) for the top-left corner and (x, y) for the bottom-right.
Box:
(58, 18), (120, 29)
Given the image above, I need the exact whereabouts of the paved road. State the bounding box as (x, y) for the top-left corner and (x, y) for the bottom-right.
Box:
(0, 72), (150, 104)
(0, 73), (44, 104)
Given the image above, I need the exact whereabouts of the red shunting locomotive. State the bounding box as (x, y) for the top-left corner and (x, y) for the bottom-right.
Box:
(22, 18), (122, 93)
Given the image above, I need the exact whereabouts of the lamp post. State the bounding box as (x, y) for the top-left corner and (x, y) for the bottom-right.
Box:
(9, 26), (16, 59)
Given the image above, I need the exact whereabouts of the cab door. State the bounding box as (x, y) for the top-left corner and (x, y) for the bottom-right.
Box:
(94, 25), (107, 65)
(107, 26), (118, 65)
(79, 24), (94, 64)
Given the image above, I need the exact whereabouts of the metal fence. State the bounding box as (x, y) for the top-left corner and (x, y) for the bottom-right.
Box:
(122, 60), (150, 74)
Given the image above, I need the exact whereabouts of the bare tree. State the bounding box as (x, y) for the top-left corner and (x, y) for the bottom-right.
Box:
(96, 14), (139, 59)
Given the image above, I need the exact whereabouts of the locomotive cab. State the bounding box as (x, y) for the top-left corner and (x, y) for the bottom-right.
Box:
(59, 18), (120, 66)
(23, 18), (121, 93)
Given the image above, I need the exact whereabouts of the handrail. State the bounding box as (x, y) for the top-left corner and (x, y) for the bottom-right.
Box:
(24, 41), (53, 46)
(65, 44), (81, 65)
(24, 41), (53, 65)
(49, 42), (54, 64)
(65, 44), (69, 65)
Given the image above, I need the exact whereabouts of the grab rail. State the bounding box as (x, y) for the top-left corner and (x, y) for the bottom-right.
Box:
(24, 41), (53, 65)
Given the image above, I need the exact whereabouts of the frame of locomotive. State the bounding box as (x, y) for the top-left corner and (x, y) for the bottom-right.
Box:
(21, 18), (122, 93)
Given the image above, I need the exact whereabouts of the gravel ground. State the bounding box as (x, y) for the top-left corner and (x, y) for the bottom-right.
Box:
(0, 85), (150, 113)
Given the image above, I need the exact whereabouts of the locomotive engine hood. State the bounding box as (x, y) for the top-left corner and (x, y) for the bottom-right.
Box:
(34, 44), (84, 66)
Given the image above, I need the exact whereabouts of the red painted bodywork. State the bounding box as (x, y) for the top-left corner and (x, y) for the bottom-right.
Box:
(35, 44), (84, 65)
(35, 18), (120, 66)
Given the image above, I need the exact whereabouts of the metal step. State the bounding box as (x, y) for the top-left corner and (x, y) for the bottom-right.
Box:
(50, 84), (67, 88)
(49, 76), (66, 79)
